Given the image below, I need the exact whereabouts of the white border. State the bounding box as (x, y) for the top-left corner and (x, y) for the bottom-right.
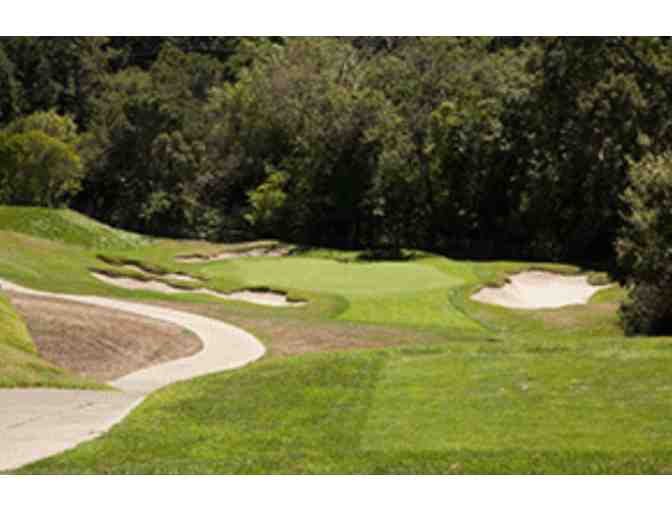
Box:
(1, 0), (671, 35)
(1, 475), (670, 510)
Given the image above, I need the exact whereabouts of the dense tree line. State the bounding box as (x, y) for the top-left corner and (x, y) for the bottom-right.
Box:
(2, 36), (672, 333)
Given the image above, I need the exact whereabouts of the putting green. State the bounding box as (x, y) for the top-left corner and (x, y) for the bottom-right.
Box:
(205, 257), (465, 296)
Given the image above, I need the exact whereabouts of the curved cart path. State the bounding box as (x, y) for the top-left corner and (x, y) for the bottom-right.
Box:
(0, 278), (266, 471)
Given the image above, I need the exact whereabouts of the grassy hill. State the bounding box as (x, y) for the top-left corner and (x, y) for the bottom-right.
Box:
(0, 206), (147, 250)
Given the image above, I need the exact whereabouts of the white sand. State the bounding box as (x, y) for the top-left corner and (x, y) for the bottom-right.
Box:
(471, 271), (612, 309)
(176, 246), (291, 263)
(92, 272), (305, 307)
(121, 265), (199, 282)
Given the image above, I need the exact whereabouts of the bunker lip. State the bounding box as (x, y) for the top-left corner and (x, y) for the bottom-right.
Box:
(90, 271), (306, 307)
(119, 264), (199, 282)
(97, 255), (201, 282)
(176, 246), (291, 263)
(471, 270), (613, 310)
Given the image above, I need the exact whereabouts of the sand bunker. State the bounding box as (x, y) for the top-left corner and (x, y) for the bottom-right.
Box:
(176, 246), (291, 264)
(91, 272), (305, 307)
(120, 264), (199, 282)
(471, 271), (612, 309)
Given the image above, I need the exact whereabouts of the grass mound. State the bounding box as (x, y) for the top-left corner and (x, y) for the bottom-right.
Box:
(0, 292), (102, 389)
(0, 206), (147, 250)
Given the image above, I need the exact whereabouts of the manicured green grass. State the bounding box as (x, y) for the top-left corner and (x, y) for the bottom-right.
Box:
(219, 257), (462, 296)
(0, 292), (104, 389)
(7, 206), (672, 474)
(19, 339), (672, 474)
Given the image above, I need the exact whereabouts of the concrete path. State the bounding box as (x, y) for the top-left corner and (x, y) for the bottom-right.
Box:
(0, 278), (266, 471)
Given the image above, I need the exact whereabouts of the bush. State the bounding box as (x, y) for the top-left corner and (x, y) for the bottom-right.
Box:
(0, 130), (84, 207)
(616, 153), (672, 335)
(5, 110), (80, 147)
(620, 282), (672, 336)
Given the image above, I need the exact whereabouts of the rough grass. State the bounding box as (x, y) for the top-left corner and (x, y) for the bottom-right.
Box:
(0, 206), (147, 250)
(0, 293), (104, 389)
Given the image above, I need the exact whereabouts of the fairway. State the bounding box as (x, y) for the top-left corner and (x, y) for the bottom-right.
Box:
(18, 340), (672, 474)
(363, 348), (672, 452)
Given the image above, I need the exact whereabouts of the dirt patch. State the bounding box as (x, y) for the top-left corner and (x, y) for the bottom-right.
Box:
(91, 271), (306, 307)
(471, 271), (613, 310)
(176, 246), (291, 263)
(140, 300), (482, 358)
(7, 293), (202, 383)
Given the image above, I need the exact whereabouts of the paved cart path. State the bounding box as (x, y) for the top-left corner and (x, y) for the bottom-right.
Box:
(0, 278), (266, 471)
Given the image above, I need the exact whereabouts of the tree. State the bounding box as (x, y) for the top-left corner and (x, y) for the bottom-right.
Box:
(0, 130), (84, 207)
(5, 109), (80, 146)
(616, 153), (672, 335)
(208, 38), (385, 247)
(0, 47), (19, 126)
(504, 37), (672, 260)
(75, 47), (225, 237)
(244, 167), (290, 236)
(0, 37), (114, 129)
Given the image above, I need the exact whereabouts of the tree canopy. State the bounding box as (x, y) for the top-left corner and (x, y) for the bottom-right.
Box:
(3, 36), (672, 330)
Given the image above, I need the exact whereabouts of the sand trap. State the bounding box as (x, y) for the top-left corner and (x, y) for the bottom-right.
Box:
(92, 272), (305, 307)
(176, 246), (291, 264)
(120, 264), (199, 282)
(471, 271), (612, 310)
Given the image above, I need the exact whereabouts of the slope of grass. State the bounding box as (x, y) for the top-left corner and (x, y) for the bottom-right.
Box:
(0, 292), (103, 389)
(0, 206), (147, 250)
(20, 338), (672, 474)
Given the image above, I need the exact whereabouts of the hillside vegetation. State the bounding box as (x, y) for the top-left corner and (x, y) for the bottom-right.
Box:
(4, 37), (672, 331)
(0, 206), (147, 249)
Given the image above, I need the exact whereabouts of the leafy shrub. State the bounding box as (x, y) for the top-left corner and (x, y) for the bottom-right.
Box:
(0, 130), (84, 207)
(619, 282), (672, 336)
(244, 168), (290, 236)
(617, 153), (672, 335)
(5, 110), (80, 146)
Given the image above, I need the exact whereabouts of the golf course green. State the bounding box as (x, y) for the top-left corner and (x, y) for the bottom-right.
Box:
(4, 207), (672, 474)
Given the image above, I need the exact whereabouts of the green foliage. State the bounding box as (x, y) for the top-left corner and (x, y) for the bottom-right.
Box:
(244, 167), (290, 234)
(0, 130), (84, 207)
(0, 37), (114, 128)
(5, 109), (80, 146)
(2, 36), (672, 266)
(0, 47), (19, 125)
(207, 38), (393, 247)
(77, 47), (224, 238)
(617, 153), (672, 335)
